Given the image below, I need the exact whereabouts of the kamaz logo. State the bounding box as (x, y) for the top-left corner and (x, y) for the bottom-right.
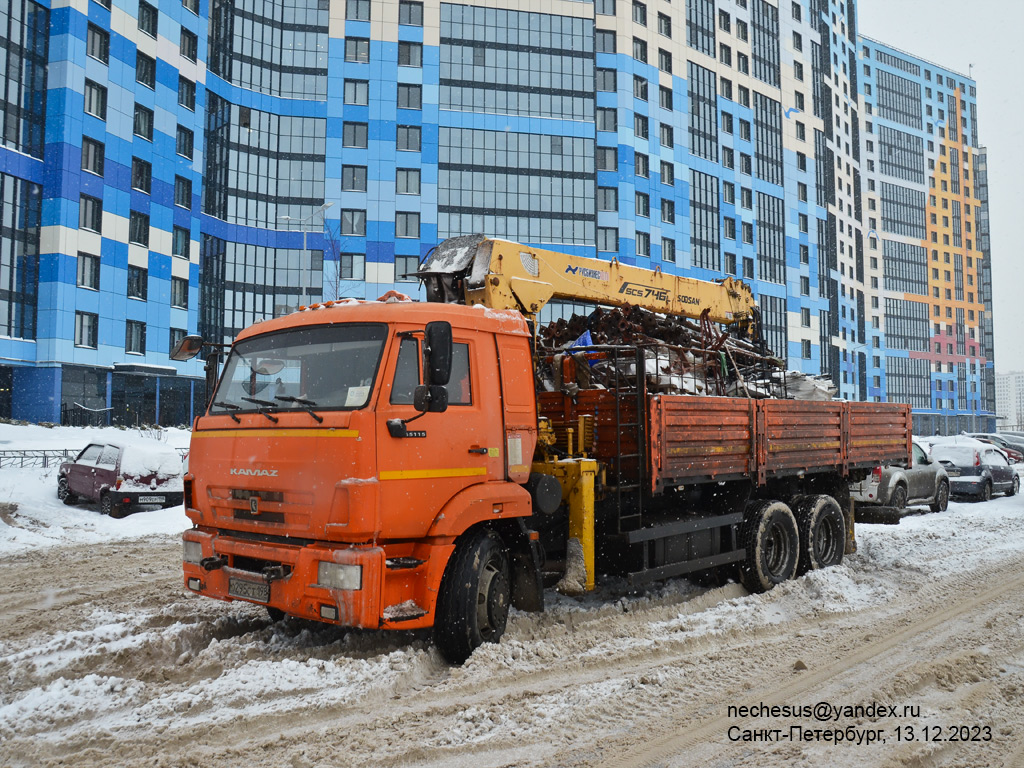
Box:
(230, 468), (279, 477)
(565, 265), (610, 281)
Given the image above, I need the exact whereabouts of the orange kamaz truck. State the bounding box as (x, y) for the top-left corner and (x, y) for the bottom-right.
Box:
(174, 235), (910, 662)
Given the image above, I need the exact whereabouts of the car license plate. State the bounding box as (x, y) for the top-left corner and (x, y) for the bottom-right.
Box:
(946, 468), (960, 477)
(139, 495), (165, 503)
(229, 578), (270, 603)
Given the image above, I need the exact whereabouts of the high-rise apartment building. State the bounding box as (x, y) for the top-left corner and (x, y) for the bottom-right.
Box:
(0, 0), (995, 429)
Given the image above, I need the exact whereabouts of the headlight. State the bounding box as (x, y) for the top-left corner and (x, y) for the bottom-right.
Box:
(317, 561), (362, 590)
(183, 539), (202, 564)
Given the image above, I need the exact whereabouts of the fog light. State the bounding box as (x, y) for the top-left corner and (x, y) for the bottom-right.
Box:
(188, 578), (202, 591)
(317, 561), (361, 590)
(183, 539), (202, 564)
(320, 604), (338, 620)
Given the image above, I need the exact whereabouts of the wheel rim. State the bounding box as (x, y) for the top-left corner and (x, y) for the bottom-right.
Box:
(815, 511), (841, 566)
(937, 483), (948, 509)
(58, 478), (68, 499)
(102, 496), (111, 513)
(764, 519), (791, 578)
(891, 486), (907, 509)
(475, 556), (505, 641)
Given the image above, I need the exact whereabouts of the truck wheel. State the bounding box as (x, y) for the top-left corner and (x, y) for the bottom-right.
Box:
(1008, 476), (1020, 497)
(888, 484), (908, 510)
(58, 477), (77, 506)
(102, 493), (128, 519)
(267, 607), (286, 623)
(930, 481), (949, 512)
(434, 529), (510, 664)
(792, 495), (845, 575)
(739, 501), (799, 593)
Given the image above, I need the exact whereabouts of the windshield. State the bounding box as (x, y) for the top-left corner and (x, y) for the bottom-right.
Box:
(210, 323), (388, 414)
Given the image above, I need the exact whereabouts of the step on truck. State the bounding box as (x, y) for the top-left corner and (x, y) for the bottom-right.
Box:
(173, 235), (911, 663)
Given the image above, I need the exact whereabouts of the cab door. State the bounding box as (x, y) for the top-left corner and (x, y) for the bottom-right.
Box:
(375, 329), (505, 539)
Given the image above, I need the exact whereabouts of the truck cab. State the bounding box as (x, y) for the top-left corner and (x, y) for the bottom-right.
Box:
(182, 300), (542, 659)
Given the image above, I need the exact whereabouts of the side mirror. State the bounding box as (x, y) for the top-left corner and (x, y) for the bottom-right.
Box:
(170, 334), (205, 361)
(413, 384), (449, 413)
(424, 321), (453, 386)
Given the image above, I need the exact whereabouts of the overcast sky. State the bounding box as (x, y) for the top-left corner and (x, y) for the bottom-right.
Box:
(856, 0), (1024, 372)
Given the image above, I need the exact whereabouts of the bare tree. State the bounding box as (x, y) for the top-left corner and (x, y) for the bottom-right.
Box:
(321, 220), (366, 301)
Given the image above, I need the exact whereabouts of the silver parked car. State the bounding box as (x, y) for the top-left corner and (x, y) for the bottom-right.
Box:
(851, 440), (950, 512)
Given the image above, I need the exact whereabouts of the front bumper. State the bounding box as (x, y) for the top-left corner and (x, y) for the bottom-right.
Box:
(182, 529), (384, 628)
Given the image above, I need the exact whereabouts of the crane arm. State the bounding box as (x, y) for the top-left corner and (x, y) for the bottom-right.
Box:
(419, 235), (757, 326)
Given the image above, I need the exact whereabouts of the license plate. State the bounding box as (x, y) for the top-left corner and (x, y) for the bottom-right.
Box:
(229, 578), (270, 603)
(946, 468), (961, 477)
(139, 495), (165, 503)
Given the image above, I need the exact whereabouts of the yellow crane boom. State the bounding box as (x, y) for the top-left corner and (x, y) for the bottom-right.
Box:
(418, 235), (758, 328)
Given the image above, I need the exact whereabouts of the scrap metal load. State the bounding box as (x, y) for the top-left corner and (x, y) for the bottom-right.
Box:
(537, 304), (836, 401)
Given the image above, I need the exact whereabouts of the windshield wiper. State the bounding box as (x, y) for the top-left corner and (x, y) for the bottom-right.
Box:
(213, 401), (241, 423)
(240, 396), (280, 423)
(275, 395), (324, 423)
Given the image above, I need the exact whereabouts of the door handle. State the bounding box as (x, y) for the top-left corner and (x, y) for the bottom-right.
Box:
(468, 447), (488, 455)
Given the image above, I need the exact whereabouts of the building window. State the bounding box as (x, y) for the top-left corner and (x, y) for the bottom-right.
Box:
(800, 275), (810, 295)
(723, 217), (736, 239)
(660, 123), (673, 147)
(596, 30), (616, 53)
(125, 320), (146, 355)
(136, 52), (156, 89)
(172, 226), (190, 258)
(80, 194), (102, 232)
(84, 80), (107, 119)
(170, 327), (187, 351)
(134, 104), (154, 140)
(399, 0), (423, 25)
(636, 231), (650, 257)
(174, 176), (192, 208)
(77, 252), (100, 290)
(87, 24), (109, 64)
(597, 68), (616, 92)
(741, 187), (752, 209)
(598, 227), (618, 252)
(659, 48), (672, 73)
(342, 165), (367, 192)
(634, 114), (648, 139)
(131, 157), (151, 193)
(398, 84), (422, 110)
(343, 122), (368, 148)
(659, 85), (673, 111)
(178, 77), (196, 110)
(596, 147), (617, 171)
(180, 28), (198, 61)
(393, 255), (418, 282)
(662, 237), (675, 263)
(396, 212), (420, 238)
(396, 168), (420, 195)
(597, 187), (617, 211)
(398, 41), (422, 67)
(799, 243), (809, 264)
(346, 0), (369, 20)
(81, 138), (104, 176)
(339, 253), (366, 280)
(801, 339), (811, 359)
(127, 266), (148, 300)
(801, 307), (810, 326)
(633, 75), (648, 101)
(345, 79), (369, 105)
(633, 37), (647, 63)
(597, 108), (617, 132)
(75, 312), (98, 348)
(129, 211), (150, 246)
(660, 161), (674, 186)
(176, 125), (193, 158)
(661, 198), (674, 223)
(341, 209), (366, 236)
(138, 1), (157, 36)
(635, 152), (649, 178)
(171, 276), (188, 308)
(345, 38), (370, 63)
(632, 0), (647, 25)
(658, 12), (671, 37)
(182, 0), (198, 13)
(635, 192), (649, 218)
(397, 125), (421, 151)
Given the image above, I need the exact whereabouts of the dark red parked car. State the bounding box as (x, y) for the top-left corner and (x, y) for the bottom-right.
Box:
(57, 441), (184, 518)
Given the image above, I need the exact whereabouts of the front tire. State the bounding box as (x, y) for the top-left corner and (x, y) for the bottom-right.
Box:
(930, 480), (949, 512)
(888, 483), (908, 510)
(58, 477), (77, 506)
(434, 529), (510, 664)
(739, 500), (799, 593)
(792, 495), (845, 575)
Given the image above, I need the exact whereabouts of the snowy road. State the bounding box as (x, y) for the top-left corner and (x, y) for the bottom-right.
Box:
(1, 432), (1023, 767)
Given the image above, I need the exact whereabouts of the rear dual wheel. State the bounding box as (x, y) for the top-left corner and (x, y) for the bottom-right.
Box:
(791, 495), (845, 575)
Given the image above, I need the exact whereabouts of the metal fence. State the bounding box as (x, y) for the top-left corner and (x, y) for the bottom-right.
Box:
(0, 447), (188, 469)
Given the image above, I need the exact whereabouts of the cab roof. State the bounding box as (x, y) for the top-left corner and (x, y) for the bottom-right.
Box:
(234, 298), (530, 343)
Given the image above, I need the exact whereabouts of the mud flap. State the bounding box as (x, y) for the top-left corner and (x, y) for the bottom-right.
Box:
(506, 518), (545, 612)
